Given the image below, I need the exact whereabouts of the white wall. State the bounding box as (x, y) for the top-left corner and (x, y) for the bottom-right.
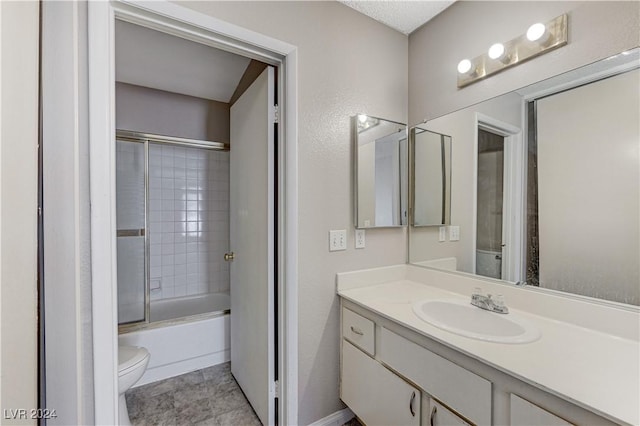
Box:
(537, 69), (639, 305)
(178, 2), (408, 423)
(409, 1), (640, 124)
(0, 1), (39, 422)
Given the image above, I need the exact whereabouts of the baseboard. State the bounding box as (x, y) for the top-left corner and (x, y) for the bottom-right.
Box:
(133, 349), (230, 387)
(308, 408), (354, 426)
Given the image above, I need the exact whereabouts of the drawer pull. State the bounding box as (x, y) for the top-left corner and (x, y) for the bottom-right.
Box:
(409, 391), (416, 417)
(430, 405), (437, 426)
(350, 326), (364, 336)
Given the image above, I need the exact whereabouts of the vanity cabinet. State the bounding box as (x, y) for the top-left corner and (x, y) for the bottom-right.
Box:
(342, 339), (420, 426)
(341, 307), (473, 426)
(340, 303), (602, 426)
(380, 327), (491, 424)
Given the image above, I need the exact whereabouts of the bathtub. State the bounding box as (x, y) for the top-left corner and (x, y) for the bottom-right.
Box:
(119, 292), (230, 386)
(476, 249), (502, 279)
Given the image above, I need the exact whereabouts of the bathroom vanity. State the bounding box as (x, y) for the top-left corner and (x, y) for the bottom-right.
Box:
(337, 265), (639, 426)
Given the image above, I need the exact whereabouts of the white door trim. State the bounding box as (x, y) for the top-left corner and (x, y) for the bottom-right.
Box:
(473, 113), (524, 283)
(88, 1), (299, 424)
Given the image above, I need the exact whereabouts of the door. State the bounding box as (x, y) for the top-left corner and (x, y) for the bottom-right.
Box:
(428, 399), (472, 426)
(341, 341), (421, 426)
(476, 128), (505, 279)
(229, 66), (276, 426)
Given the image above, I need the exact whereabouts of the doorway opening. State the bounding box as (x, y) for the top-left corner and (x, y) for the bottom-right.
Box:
(476, 129), (505, 280)
(107, 13), (286, 426)
(473, 114), (523, 283)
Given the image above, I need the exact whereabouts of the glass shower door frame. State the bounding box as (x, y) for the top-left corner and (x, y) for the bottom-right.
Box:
(116, 130), (228, 332)
(116, 135), (150, 330)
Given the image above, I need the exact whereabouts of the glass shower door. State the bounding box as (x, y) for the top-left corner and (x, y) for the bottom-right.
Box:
(116, 139), (147, 324)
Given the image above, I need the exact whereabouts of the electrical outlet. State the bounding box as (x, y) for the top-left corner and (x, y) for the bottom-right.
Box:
(438, 227), (446, 242)
(449, 225), (460, 241)
(355, 229), (365, 249)
(329, 230), (347, 251)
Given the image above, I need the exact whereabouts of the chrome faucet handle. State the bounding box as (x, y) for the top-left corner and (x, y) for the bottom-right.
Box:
(492, 294), (509, 314)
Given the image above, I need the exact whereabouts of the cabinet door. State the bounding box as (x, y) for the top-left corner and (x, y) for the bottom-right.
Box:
(342, 341), (420, 426)
(426, 400), (471, 426)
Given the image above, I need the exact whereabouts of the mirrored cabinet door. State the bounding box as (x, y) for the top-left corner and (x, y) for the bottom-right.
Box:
(353, 115), (408, 228)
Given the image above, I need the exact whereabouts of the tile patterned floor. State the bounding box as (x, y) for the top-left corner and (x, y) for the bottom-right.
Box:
(126, 363), (261, 426)
(342, 417), (363, 426)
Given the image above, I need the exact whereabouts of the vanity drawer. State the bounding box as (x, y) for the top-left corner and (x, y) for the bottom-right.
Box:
(510, 394), (573, 426)
(342, 308), (375, 356)
(379, 328), (491, 425)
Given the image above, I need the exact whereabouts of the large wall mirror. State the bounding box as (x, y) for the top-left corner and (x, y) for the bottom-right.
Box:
(354, 115), (408, 228)
(409, 48), (640, 307)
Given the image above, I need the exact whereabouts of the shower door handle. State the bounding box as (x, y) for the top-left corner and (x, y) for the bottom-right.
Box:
(117, 229), (145, 237)
(224, 252), (235, 262)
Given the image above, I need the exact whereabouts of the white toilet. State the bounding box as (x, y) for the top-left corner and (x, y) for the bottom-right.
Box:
(118, 345), (150, 426)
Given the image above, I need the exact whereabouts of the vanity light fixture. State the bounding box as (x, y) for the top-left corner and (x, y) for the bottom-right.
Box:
(526, 23), (548, 43)
(457, 59), (473, 74)
(488, 43), (505, 60)
(457, 14), (568, 88)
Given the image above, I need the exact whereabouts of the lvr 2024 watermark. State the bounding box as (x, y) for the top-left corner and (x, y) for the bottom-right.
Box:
(3, 409), (57, 420)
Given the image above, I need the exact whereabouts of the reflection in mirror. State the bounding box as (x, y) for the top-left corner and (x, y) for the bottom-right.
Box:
(354, 115), (408, 228)
(411, 127), (451, 226)
(409, 48), (640, 306)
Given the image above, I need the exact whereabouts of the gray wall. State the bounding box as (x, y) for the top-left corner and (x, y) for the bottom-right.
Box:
(178, 2), (409, 424)
(409, 1), (640, 124)
(116, 82), (230, 143)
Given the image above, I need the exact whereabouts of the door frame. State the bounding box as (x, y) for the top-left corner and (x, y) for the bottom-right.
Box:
(473, 113), (523, 282)
(88, 1), (298, 424)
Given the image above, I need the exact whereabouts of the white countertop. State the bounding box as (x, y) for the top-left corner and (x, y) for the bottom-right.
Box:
(337, 270), (640, 426)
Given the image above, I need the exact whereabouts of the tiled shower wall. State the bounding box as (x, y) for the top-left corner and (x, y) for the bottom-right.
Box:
(148, 143), (230, 300)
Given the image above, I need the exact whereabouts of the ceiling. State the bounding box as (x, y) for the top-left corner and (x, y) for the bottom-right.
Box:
(115, 20), (250, 102)
(339, 0), (456, 35)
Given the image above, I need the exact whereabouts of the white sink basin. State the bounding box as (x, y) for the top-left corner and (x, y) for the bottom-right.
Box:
(412, 299), (541, 344)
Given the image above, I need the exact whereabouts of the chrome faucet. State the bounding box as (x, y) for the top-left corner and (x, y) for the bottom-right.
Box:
(470, 288), (509, 314)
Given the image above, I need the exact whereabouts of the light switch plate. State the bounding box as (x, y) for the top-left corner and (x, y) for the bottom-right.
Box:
(438, 227), (446, 242)
(355, 229), (365, 249)
(449, 225), (460, 241)
(329, 230), (347, 251)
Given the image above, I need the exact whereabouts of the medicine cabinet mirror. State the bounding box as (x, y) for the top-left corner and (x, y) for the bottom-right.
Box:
(353, 115), (408, 228)
(409, 48), (640, 307)
(411, 127), (452, 227)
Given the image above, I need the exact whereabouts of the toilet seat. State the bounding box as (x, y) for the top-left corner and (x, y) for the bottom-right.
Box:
(118, 346), (150, 376)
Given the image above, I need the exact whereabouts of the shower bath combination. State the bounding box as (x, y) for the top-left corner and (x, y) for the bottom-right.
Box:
(115, 129), (232, 386)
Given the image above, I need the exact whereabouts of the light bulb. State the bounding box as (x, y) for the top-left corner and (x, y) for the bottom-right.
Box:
(457, 59), (472, 74)
(488, 43), (505, 60)
(358, 114), (367, 123)
(526, 23), (547, 42)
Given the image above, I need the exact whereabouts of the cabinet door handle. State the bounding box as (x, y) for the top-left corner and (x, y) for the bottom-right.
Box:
(409, 391), (416, 417)
(350, 326), (364, 336)
(430, 405), (437, 426)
